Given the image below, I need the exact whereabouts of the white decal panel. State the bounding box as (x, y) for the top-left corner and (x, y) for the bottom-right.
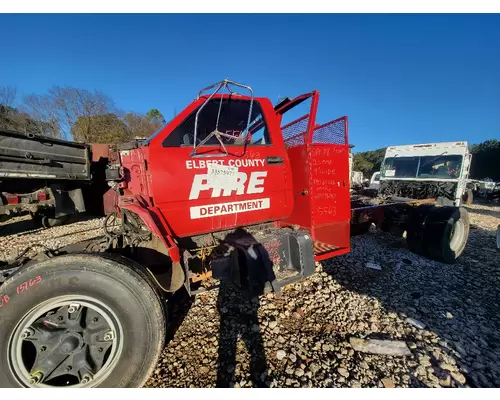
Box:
(207, 163), (238, 187)
(190, 198), (270, 219)
(187, 158), (272, 220)
(189, 171), (267, 200)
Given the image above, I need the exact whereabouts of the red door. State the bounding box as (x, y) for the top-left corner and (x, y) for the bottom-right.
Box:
(147, 95), (293, 238)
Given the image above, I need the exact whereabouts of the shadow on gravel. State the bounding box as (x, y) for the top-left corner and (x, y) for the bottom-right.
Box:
(165, 289), (194, 344)
(321, 226), (500, 388)
(0, 218), (39, 236)
(215, 229), (274, 388)
(215, 280), (269, 388)
(160, 228), (273, 388)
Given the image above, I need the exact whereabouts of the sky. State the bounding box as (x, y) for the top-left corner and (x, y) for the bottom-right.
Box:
(1, 13), (499, 152)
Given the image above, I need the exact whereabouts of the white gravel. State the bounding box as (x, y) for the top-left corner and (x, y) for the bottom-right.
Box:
(1, 202), (499, 388)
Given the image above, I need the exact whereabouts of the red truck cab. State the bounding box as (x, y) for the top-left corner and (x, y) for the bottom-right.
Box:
(116, 80), (351, 292)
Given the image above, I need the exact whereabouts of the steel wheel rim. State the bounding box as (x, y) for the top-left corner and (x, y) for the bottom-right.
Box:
(8, 295), (124, 388)
(449, 219), (465, 252)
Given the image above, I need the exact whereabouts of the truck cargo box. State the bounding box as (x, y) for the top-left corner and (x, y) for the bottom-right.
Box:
(0, 130), (91, 181)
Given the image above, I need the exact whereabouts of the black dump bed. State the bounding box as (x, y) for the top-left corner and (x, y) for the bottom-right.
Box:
(0, 130), (91, 181)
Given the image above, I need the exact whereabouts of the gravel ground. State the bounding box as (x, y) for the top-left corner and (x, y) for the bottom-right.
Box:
(1, 203), (499, 388)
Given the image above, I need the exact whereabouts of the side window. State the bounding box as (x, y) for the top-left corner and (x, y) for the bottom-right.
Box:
(162, 98), (272, 147)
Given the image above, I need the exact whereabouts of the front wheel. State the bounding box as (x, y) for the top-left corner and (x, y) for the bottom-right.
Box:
(0, 253), (166, 388)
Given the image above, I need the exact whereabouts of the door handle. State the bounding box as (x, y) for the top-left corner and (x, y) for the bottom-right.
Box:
(266, 156), (284, 165)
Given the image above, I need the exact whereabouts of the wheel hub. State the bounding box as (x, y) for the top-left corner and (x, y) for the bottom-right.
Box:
(8, 296), (123, 387)
(59, 333), (83, 354)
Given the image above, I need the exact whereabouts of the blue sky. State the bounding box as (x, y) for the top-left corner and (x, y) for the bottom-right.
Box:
(1, 14), (499, 152)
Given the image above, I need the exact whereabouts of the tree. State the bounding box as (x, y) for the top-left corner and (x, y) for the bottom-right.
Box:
(353, 154), (374, 175)
(351, 148), (386, 176)
(0, 86), (17, 107)
(470, 139), (500, 181)
(22, 94), (61, 138)
(124, 109), (165, 139)
(146, 108), (165, 124)
(21, 86), (115, 141)
(0, 85), (55, 136)
(71, 113), (130, 143)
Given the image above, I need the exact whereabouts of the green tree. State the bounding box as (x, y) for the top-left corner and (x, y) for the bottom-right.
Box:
(353, 154), (374, 175)
(470, 139), (500, 180)
(124, 111), (164, 139)
(71, 113), (130, 143)
(146, 108), (165, 124)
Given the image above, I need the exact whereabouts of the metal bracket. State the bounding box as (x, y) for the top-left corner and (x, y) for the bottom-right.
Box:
(190, 79), (254, 158)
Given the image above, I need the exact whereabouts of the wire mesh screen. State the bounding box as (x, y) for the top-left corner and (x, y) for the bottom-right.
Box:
(312, 117), (347, 145)
(281, 115), (309, 148)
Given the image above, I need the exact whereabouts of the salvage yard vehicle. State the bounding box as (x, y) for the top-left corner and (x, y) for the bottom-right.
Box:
(0, 130), (115, 227)
(0, 80), (471, 388)
(368, 171), (380, 191)
(351, 141), (472, 259)
(378, 141), (475, 207)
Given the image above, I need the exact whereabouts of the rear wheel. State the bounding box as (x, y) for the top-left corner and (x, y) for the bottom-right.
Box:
(350, 222), (372, 236)
(405, 204), (435, 256)
(425, 207), (469, 263)
(30, 211), (68, 228)
(406, 206), (469, 263)
(0, 253), (166, 388)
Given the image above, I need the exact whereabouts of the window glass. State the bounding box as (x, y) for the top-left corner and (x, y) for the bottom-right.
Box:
(381, 156), (419, 178)
(417, 155), (462, 179)
(381, 154), (463, 179)
(162, 98), (271, 147)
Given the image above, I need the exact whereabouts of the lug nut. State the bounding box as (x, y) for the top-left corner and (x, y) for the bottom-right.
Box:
(68, 303), (81, 313)
(81, 374), (92, 384)
(21, 328), (34, 339)
(29, 372), (43, 385)
(103, 331), (115, 341)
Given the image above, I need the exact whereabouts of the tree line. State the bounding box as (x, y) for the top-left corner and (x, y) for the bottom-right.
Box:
(353, 139), (500, 181)
(0, 85), (165, 143)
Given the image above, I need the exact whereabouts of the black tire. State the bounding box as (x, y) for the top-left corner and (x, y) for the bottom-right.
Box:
(0, 253), (166, 388)
(405, 204), (435, 256)
(350, 222), (372, 236)
(41, 214), (69, 228)
(424, 207), (469, 263)
(30, 211), (68, 228)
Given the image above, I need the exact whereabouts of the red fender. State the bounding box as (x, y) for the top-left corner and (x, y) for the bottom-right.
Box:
(119, 197), (180, 263)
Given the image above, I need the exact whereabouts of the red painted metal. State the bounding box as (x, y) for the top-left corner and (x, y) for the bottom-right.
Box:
(144, 95), (294, 238)
(102, 188), (117, 216)
(277, 92), (351, 254)
(314, 247), (350, 261)
(90, 143), (112, 162)
(115, 88), (352, 264)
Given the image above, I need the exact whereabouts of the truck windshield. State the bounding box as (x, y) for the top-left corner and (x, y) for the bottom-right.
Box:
(382, 154), (463, 179)
(382, 156), (419, 178)
(417, 154), (463, 179)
